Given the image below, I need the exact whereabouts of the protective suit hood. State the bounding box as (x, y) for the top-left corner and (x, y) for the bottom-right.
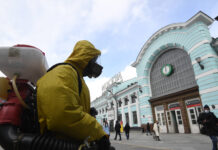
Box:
(64, 40), (101, 75)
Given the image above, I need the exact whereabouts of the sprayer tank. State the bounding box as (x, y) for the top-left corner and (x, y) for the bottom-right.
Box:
(0, 45), (48, 84)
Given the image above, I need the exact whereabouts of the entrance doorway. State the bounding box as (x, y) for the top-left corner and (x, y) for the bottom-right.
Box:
(171, 110), (179, 133)
(118, 114), (122, 121)
(186, 99), (202, 133)
(156, 112), (167, 133)
(109, 120), (114, 131)
(187, 106), (202, 133)
(169, 109), (184, 133)
(167, 103), (184, 133)
(155, 105), (167, 133)
(166, 111), (174, 133)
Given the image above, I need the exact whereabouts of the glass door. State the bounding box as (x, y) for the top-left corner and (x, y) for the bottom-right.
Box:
(187, 107), (200, 133)
(175, 109), (184, 133)
(156, 112), (167, 133)
(196, 106), (202, 117)
(155, 106), (167, 133)
(166, 111), (175, 133)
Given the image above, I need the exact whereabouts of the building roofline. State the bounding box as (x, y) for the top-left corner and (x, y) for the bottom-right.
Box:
(132, 11), (214, 67)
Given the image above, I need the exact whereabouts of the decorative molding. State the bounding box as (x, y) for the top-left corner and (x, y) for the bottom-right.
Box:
(142, 84), (149, 87)
(132, 11), (214, 67)
(140, 104), (150, 109)
(196, 69), (218, 79)
(137, 76), (149, 80)
(192, 54), (218, 64)
(200, 86), (218, 94)
(116, 84), (138, 96)
(130, 103), (136, 107)
(188, 40), (210, 54)
(140, 106), (146, 109)
(139, 94), (151, 98)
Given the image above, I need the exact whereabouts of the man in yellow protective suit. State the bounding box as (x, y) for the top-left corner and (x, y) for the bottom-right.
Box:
(37, 40), (110, 149)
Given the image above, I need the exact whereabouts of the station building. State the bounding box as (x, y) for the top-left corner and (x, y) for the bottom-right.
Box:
(91, 11), (218, 134)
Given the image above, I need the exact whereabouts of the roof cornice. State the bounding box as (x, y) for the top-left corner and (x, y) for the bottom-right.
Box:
(132, 11), (214, 67)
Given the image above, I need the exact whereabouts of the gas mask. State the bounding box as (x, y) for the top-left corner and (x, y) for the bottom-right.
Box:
(205, 110), (210, 113)
(83, 56), (103, 78)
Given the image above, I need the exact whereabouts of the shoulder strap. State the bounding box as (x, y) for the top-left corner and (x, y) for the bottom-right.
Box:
(47, 63), (82, 95)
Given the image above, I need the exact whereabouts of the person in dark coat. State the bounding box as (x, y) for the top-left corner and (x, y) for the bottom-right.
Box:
(124, 122), (130, 140)
(198, 105), (218, 150)
(114, 120), (121, 141)
(146, 122), (152, 136)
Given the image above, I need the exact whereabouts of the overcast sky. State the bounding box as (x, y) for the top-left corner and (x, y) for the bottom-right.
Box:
(0, 0), (217, 101)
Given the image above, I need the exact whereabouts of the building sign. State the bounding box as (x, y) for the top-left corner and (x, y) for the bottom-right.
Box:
(155, 105), (164, 111)
(168, 103), (180, 110)
(186, 99), (201, 108)
(102, 72), (123, 92)
(107, 109), (115, 120)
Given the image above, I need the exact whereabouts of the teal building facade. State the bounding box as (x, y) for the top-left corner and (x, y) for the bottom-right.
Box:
(91, 11), (218, 134)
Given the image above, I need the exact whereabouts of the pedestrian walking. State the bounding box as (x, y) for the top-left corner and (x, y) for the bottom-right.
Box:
(103, 121), (110, 138)
(146, 122), (152, 136)
(124, 122), (130, 140)
(198, 105), (218, 150)
(114, 120), (122, 141)
(141, 125), (145, 133)
(153, 121), (161, 141)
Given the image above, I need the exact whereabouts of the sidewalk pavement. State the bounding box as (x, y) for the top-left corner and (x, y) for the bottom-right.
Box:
(110, 131), (212, 150)
(0, 131), (212, 150)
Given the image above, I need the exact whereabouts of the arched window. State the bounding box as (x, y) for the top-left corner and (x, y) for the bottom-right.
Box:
(150, 49), (197, 98)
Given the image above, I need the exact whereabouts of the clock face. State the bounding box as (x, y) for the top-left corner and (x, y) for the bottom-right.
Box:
(161, 64), (173, 76)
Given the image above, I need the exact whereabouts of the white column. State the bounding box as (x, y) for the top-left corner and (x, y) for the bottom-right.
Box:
(114, 99), (118, 122)
(136, 94), (141, 127)
(128, 95), (133, 127)
(121, 98), (125, 124)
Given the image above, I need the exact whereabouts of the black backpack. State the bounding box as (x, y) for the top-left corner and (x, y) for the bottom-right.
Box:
(21, 63), (82, 133)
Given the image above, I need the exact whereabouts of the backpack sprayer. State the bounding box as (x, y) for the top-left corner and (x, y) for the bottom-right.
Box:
(0, 44), (49, 150)
(0, 44), (48, 126)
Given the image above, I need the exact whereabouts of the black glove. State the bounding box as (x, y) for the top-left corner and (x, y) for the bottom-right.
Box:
(97, 135), (110, 150)
(90, 107), (98, 117)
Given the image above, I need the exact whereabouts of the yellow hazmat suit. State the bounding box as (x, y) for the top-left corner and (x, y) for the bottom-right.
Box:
(37, 40), (106, 141)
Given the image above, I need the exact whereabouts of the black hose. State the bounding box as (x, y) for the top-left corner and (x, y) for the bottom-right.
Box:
(0, 124), (82, 150)
(0, 124), (116, 150)
(0, 124), (17, 150)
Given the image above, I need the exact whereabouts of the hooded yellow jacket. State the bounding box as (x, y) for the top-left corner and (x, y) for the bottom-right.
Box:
(37, 40), (106, 141)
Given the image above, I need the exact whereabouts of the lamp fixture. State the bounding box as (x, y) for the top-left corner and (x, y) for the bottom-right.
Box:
(195, 57), (204, 70)
(139, 86), (143, 93)
(131, 95), (137, 99)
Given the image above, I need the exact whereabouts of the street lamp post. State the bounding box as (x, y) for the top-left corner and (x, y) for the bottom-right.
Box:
(107, 89), (118, 121)
(105, 81), (122, 131)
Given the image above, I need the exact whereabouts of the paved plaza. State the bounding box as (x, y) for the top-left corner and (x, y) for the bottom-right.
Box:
(0, 131), (213, 150)
(110, 131), (212, 150)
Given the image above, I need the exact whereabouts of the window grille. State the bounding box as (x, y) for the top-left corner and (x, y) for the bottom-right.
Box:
(132, 111), (138, 124)
(131, 93), (137, 103)
(150, 49), (197, 98)
(124, 97), (129, 105)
